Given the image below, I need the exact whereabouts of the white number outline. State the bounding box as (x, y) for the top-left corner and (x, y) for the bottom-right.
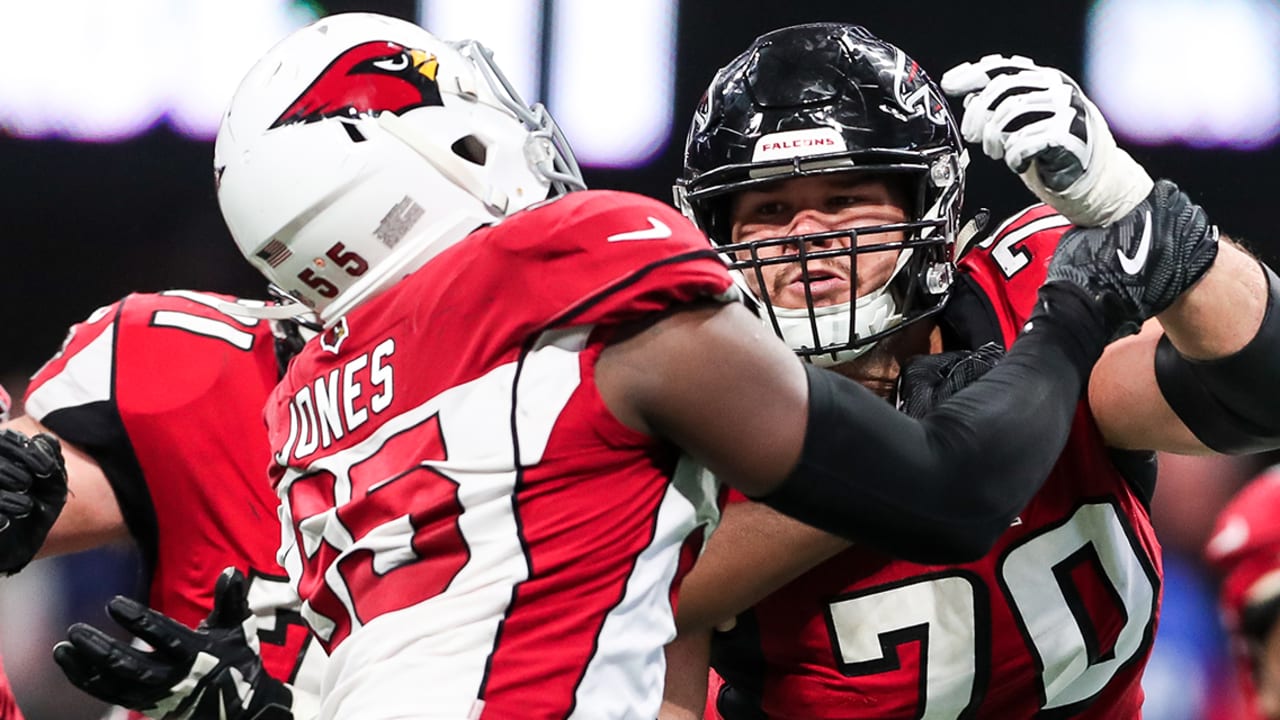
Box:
(245, 570), (326, 688)
(825, 571), (986, 720)
(150, 291), (263, 350)
(977, 213), (1073, 279)
(997, 501), (1160, 715)
(826, 501), (1159, 718)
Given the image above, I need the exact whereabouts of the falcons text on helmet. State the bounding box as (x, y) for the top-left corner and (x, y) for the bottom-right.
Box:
(271, 41), (443, 128)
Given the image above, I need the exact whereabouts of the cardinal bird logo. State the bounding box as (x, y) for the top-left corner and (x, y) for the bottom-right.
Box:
(271, 41), (444, 128)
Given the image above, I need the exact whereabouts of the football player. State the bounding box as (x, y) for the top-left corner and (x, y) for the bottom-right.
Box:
(1, 294), (324, 720)
(665, 23), (1280, 719)
(181, 12), (1221, 719)
(1206, 466), (1280, 720)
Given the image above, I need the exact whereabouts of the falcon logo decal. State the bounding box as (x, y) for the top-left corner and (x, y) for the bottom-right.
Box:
(891, 51), (947, 126)
(271, 41), (443, 128)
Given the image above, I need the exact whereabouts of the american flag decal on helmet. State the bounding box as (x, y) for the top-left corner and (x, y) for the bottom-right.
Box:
(257, 239), (293, 268)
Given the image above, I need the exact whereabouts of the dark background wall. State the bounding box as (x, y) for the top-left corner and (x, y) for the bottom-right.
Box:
(0, 2), (1270, 718)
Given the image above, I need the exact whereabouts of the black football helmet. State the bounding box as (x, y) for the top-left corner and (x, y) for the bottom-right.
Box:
(675, 23), (966, 365)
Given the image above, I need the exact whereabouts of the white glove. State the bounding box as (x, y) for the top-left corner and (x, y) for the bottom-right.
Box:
(940, 54), (1153, 227)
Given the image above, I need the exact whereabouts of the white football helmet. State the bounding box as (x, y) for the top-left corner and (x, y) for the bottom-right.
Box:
(215, 13), (584, 325)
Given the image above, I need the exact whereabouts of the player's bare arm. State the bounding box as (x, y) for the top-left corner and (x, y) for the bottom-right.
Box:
(0, 417), (69, 574)
(2, 415), (128, 557)
(671, 499), (849, 635)
(1090, 239), (1268, 453)
(943, 54), (1280, 456)
(661, 628), (712, 720)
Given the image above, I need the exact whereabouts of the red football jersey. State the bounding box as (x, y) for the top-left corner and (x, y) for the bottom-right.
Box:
(266, 190), (733, 719)
(0, 655), (22, 720)
(23, 291), (325, 711)
(710, 205), (1164, 719)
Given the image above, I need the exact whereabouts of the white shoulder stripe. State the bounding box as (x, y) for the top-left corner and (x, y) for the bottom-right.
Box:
(25, 322), (115, 419)
(152, 310), (255, 350)
(996, 213), (1073, 247)
(980, 206), (1070, 250)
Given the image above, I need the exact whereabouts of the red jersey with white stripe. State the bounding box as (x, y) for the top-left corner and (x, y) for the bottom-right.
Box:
(266, 190), (733, 720)
(23, 292), (326, 716)
(710, 205), (1164, 720)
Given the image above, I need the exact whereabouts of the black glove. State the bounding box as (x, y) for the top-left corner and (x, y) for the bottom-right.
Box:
(0, 428), (68, 574)
(1046, 178), (1219, 340)
(53, 567), (295, 720)
(898, 342), (1006, 419)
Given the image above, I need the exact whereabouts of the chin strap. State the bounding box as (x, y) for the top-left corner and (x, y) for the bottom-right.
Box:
(953, 209), (991, 260)
(215, 298), (319, 335)
(216, 301), (314, 321)
(215, 288), (322, 332)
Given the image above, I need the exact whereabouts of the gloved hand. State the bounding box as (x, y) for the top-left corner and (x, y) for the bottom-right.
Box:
(1047, 179), (1219, 340)
(0, 428), (68, 574)
(940, 54), (1153, 227)
(54, 567), (299, 720)
(898, 342), (1006, 419)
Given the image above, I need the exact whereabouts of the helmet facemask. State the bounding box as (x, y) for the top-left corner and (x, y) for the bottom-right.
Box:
(695, 159), (960, 366)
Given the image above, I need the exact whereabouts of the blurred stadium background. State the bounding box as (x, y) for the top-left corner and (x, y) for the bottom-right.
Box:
(1, 0), (1277, 717)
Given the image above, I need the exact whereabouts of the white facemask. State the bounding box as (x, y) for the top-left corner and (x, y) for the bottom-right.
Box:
(752, 246), (913, 366)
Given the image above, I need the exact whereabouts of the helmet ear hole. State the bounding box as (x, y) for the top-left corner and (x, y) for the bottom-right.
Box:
(216, 13), (583, 323)
(452, 135), (488, 165)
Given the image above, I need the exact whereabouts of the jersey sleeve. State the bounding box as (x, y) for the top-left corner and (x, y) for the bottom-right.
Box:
(489, 190), (736, 330)
(23, 291), (276, 572)
(959, 204), (1073, 345)
(24, 296), (160, 567)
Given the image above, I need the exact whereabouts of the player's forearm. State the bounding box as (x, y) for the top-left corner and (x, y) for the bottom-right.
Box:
(675, 501), (849, 633)
(660, 630), (710, 720)
(1151, 245), (1280, 454)
(3, 416), (130, 558)
(1157, 239), (1268, 359)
